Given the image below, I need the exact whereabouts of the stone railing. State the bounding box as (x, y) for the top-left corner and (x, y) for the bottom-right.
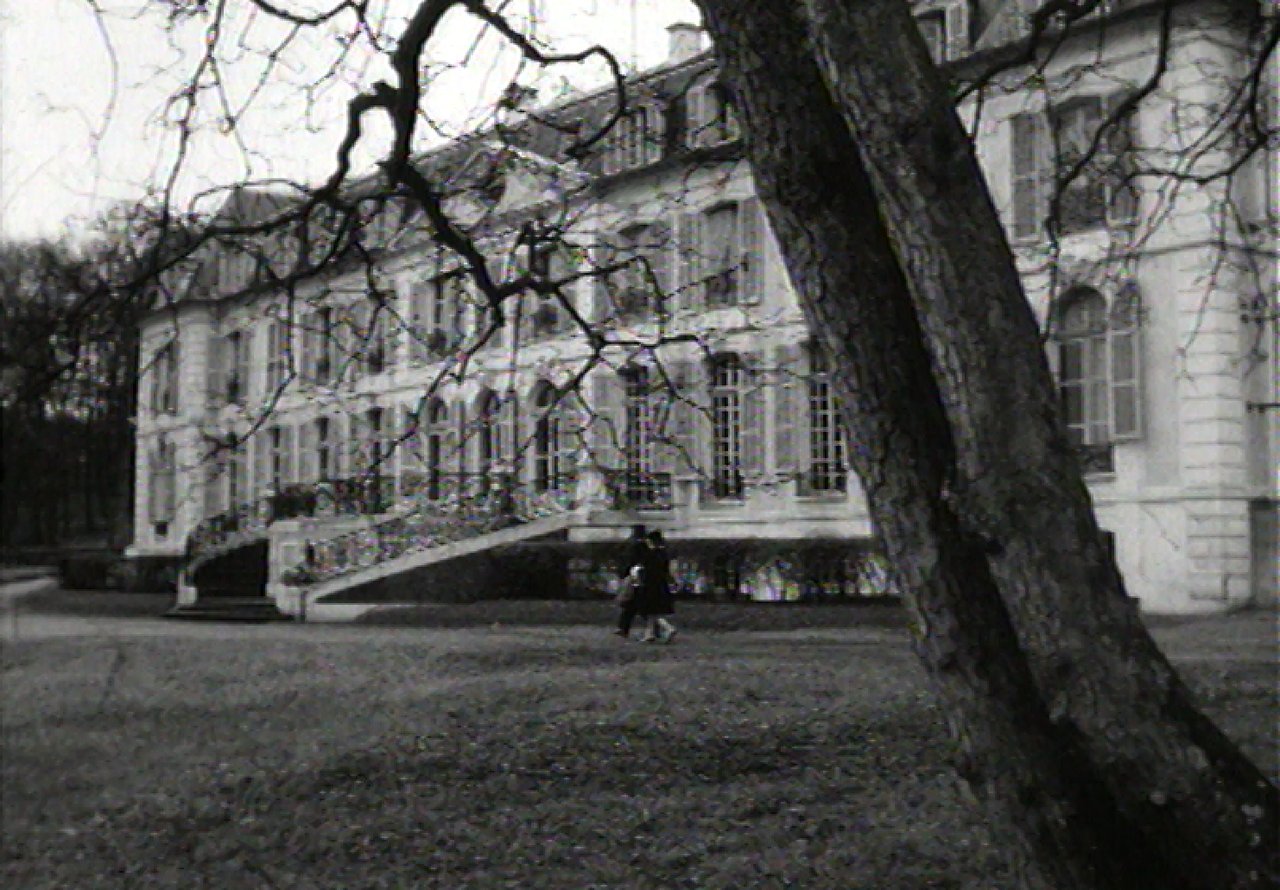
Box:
(288, 475), (576, 586)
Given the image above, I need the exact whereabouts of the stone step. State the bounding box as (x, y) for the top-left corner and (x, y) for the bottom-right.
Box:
(166, 598), (290, 622)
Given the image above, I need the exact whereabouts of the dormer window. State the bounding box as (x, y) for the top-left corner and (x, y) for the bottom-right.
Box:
(601, 103), (664, 175)
(913, 0), (972, 65)
(686, 77), (740, 149)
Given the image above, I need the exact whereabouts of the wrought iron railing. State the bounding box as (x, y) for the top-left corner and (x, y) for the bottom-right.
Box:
(608, 471), (674, 511)
(289, 474), (576, 586)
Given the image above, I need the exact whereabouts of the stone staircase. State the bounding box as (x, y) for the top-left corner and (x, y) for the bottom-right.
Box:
(168, 539), (289, 622)
(278, 479), (578, 608)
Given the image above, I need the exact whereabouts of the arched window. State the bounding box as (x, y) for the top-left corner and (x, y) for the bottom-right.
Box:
(1053, 283), (1143, 472)
(710, 355), (746, 499)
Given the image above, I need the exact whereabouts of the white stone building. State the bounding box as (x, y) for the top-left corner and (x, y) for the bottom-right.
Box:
(128, 0), (1277, 614)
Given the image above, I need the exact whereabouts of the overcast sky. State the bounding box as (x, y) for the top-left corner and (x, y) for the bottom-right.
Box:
(0, 0), (701, 243)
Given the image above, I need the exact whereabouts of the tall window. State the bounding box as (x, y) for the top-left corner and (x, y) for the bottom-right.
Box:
(425, 399), (450, 501)
(411, 271), (468, 362)
(225, 331), (246, 403)
(151, 340), (180, 415)
(315, 417), (332, 482)
(475, 390), (501, 481)
(622, 367), (657, 478)
(710, 356), (745, 499)
(1054, 284), (1143, 472)
(150, 436), (176, 532)
(532, 383), (572, 492)
(700, 203), (740, 307)
(302, 307), (336, 383)
(1009, 95), (1136, 240)
(227, 441), (247, 510)
(605, 222), (671, 319)
(265, 320), (288, 391)
(268, 425), (287, 491)
(524, 242), (573, 339)
(807, 347), (848, 493)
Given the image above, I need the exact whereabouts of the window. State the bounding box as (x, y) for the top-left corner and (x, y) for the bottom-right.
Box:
(151, 340), (180, 415)
(532, 383), (573, 492)
(302, 307), (336, 383)
(225, 331), (246, 403)
(913, 0), (972, 65)
(700, 203), (740, 307)
(1009, 95), (1136, 239)
(916, 11), (947, 64)
(1054, 284), (1143, 472)
(686, 78), (741, 149)
(806, 347), (848, 494)
(710, 356), (745, 499)
(265, 320), (288, 392)
(524, 242), (574, 339)
(315, 417), (332, 482)
(602, 104), (663, 175)
(1010, 111), (1050, 241)
(150, 436), (176, 529)
(227, 441), (247, 510)
(474, 390), (503, 481)
(267, 425), (288, 491)
(425, 399), (451, 501)
(411, 271), (468, 362)
(603, 222), (671, 320)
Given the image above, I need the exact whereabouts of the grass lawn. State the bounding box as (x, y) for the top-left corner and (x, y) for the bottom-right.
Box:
(2, 610), (1275, 889)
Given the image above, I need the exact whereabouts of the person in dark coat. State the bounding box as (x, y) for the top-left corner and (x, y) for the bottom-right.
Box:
(638, 529), (677, 643)
(614, 524), (647, 638)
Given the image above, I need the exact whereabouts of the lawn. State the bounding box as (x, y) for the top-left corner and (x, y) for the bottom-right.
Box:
(2, 609), (1275, 889)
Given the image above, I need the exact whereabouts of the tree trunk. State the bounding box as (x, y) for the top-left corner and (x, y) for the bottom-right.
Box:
(694, 1), (1279, 888)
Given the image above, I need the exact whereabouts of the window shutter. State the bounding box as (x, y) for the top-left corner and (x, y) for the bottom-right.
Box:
(944, 0), (971, 63)
(740, 198), (766, 305)
(1104, 96), (1139, 228)
(741, 357), (766, 483)
(1010, 112), (1048, 241)
(774, 343), (806, 479)
(1109, 283), (1143, 441)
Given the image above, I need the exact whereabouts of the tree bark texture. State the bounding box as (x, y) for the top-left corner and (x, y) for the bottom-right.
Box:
(693, 1), (1279, 888)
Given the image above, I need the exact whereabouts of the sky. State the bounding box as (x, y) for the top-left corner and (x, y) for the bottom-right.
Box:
(0, 0), (701, 243)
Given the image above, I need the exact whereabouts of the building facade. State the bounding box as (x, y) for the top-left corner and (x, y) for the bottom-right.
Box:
(128, 0), (1278, 613)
